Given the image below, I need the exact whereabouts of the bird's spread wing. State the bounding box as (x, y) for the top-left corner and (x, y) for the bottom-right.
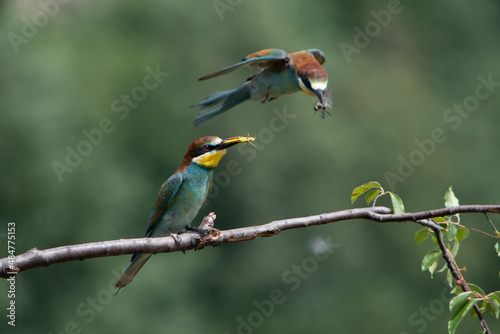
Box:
(198, 49), (290, 81)
(243, 48), (288, 62)
(145, 172), (183, 237)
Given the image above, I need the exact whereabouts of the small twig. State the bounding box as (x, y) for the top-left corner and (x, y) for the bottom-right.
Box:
(467, 227), (498, 238)
(484, 213), (498, 234)
(431, 223), (491, 334)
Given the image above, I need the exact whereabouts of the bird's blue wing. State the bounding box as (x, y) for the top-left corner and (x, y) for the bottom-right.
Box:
(198, 49), (290, 81)
(144, 172), (183, 237)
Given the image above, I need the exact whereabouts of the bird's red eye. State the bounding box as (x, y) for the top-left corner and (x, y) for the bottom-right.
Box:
(202, 144), (211, 151)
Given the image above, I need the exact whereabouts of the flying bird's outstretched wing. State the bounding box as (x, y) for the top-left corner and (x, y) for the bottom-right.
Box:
(198, 49), (290, 81)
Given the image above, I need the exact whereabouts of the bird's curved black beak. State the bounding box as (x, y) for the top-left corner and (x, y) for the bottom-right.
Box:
(314, 89), (325, 104)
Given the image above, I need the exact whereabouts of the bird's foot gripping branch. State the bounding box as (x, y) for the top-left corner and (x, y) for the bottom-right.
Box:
(352, 181), (500, 334)
(182, 212), (221, 243)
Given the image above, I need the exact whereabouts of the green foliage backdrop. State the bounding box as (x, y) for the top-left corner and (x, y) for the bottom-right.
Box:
(1, 0), (499, 333)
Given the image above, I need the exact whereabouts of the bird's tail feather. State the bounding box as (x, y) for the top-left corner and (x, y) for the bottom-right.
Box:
(115, 253), (152, 294)
(192, 83), (251, 126)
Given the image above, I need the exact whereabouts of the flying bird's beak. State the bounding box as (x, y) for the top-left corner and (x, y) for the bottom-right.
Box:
(314, 89), (325, 105)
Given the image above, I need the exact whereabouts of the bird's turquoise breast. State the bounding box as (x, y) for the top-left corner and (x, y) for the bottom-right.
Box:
(250, 68), (300, 99)
(153, 164), (213, 235)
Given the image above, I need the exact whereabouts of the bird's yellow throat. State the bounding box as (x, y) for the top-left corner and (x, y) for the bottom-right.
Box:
(193, 150), (227, 168)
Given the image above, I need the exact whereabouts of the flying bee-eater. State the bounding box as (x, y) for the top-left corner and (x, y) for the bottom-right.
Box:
(192, 48), (330, 126)
(115, 136), (255, 292)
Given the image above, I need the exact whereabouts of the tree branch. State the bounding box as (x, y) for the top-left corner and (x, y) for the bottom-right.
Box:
(2, 204), (499, 278)
(430, 222), (492, 334)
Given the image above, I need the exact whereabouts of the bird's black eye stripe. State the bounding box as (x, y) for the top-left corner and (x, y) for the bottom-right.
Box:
(300, 74), (313, 91)
(191, 144), (213, 157)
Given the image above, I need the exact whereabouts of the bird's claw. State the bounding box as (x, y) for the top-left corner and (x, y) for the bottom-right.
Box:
(184, 224), (212, 237)
(195, 212), (220, 242)
(171, 233), (182, 247)
(184, 224), (220, 241)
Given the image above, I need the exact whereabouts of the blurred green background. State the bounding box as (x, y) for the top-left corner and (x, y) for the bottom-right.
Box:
(1, 0), (499, 333)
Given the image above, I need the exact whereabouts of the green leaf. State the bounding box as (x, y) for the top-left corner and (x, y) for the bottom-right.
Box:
(449, 291), (477, 311)
(415, 229), (429, 245)
(468, 301), (481, 319)
(490, 291), (500, 301)
(444, 186), (460, 207)
(388, 192), (405, 214)
(495, 241), (500, 257)
(429, 260), (438, 278)
(456, 228), (469, 243)
(451, 241), (460, 257)
(489, 292), (500, 318)
(433, 216), (448, 223)
(430, 232), (438, 247)
(422, 250), (441, 273)
(451, 286), (462, 295)
(447, 222), (458, 241)
(351, 181), (382, 204)
(448, 299), (480, 334)
(490, 291), (500, 304)
(365, 189), (381, 205)
(467, 283), (485, 296)
(485, 295), (500, 318)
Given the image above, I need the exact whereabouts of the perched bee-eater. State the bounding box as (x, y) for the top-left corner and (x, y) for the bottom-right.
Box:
(115, 136), (255, 292)
(192, 48), (330, 126)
